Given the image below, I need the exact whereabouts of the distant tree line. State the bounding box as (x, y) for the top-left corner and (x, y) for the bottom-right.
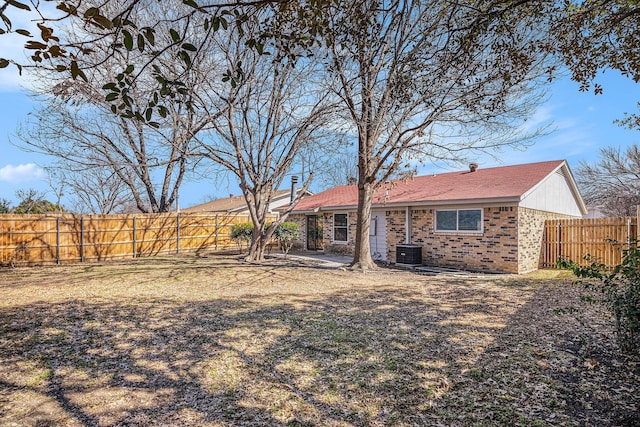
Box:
(0, 189), (64, 214)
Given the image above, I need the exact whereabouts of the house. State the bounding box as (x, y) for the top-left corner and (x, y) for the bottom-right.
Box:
(582, 205), (608, 219)
(183, 188), (310, 214)
(286, 160), (586, 274)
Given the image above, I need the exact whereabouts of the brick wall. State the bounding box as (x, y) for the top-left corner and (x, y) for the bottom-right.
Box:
(387, 207), (520, 273)
(386, 209), (408, 262)
(288, 212), (357, 255)
(517, 207), (574, 273)
(287, 214), (307, 249)
(323, 211), (357, 255)
(294, 205), (579, 273)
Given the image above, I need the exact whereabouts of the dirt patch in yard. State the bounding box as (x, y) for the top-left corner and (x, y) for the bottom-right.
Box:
(0, 254), (638, 426)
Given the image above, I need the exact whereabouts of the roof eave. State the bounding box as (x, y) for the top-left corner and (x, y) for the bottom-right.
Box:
(293, 197), (522, 213)
(370, 197), (522, 209)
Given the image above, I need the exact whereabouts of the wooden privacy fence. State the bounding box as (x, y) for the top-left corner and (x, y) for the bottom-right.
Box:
(0, 212), (276, 267)
(541, 216), (638, 269)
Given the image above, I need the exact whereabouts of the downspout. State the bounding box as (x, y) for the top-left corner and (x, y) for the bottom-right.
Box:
(406, 206), (411, 244)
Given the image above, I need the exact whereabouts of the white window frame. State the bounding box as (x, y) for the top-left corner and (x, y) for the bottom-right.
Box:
(333, 213), (348, 243)
(435, 208), (483, 233)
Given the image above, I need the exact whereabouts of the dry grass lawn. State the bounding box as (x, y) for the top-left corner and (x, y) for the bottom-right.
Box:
(0, 253), (638, 426)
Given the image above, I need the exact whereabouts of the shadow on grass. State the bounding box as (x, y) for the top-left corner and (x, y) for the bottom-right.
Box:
(427, 280), (640, 426)
(0, 272), (637, 426)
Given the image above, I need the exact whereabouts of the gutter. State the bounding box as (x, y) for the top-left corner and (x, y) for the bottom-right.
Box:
(405, 206), (410, 244)
(289, 196), (522, 215)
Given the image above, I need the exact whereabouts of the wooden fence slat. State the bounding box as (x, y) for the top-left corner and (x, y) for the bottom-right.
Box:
(542, 216), (637, 269)
(0, 212), (276, 267)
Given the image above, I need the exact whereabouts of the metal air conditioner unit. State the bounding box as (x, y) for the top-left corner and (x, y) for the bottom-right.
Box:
(396, 244), (422, 266)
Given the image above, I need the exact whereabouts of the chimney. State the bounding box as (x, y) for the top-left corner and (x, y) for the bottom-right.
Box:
(290, 175), (299, 203)
(469, 163), (478, 172)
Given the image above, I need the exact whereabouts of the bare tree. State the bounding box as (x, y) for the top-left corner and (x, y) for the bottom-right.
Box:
(577, 145), (640, 217)
(293, 136), (359, 190)
(46, 164), (133, 214)
(13, 189), (62, 214)
(195, 13), (336, 262)
(14, 2), (220, 213)
(323, 0), (555, 269)
(15, 97), (197, 212)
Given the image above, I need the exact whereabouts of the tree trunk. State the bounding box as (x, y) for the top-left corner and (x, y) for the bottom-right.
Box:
(351, 180), (377, 270)
(245, 229), (263, 262)
(246, 224), (277, 262)
(244, 190), (275, 263)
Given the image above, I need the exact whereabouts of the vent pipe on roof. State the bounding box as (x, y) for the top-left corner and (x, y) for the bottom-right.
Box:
(469, 163), (478, 172)
(290, 175), (299, 203)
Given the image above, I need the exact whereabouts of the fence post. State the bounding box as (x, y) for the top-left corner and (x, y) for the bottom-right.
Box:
(176, 213), (181, 254)
(215, 214), (219, 251)
(80, 216), (85, 263)
(133, 215), (137, 258)
(637, 205), (640, 240)
(56, 216), (60, 265)
(556, 221), (561, 262)
(628, 217), (632, 248)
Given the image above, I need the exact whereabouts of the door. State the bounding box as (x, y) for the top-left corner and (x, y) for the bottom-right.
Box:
(370, 211), (387, 261)
(306, 215), (323, 250)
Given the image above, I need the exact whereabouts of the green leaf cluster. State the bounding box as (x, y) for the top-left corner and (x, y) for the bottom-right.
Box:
(273, 221), (300, 257)
(273, 221), (300, 242)
(13, 199), (64, 214)
(559, 239), (640, 353)
(231, 222), (254, 242)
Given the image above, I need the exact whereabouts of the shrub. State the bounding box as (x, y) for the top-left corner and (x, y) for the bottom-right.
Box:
(559, 239), (640, 353)
(230, 223), (253, 250)
(274, 222), (300, 258)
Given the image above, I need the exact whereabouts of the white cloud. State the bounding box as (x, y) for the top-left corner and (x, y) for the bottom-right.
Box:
(520, 105), (555, 134)
(0, 163), (46, 183)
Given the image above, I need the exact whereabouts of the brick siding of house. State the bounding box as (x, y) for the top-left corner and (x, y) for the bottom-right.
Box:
(517, 207), (574, 273)
(292, 206), (575, 273)
(387, 207), (520, 273)
(288, 212), (357, 255)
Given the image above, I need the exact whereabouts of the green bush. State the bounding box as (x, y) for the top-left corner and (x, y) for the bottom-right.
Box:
(559, 239), (640, 353)
(230, 223), (253, 250)
(274, 222), (300, 258)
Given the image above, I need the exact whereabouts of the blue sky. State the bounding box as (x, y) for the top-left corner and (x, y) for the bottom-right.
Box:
(0, 67), (638, 209)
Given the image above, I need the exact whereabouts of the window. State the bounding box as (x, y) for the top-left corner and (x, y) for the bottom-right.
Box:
(333, 213), (348, 242)
(436, 209), (482, 232)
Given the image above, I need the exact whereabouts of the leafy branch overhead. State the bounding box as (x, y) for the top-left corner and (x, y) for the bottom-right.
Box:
(2, 1), (640, 119)
(0, 0), (333, 121)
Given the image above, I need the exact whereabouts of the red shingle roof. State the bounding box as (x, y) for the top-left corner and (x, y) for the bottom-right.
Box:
(292, 160), (566, 212)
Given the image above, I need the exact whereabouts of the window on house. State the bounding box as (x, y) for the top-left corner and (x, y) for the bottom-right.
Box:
(436, 209), (482, 232)
(333, 213), (348, 242)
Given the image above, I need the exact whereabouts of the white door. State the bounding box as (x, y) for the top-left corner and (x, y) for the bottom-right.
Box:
(369, 211), (387, 261)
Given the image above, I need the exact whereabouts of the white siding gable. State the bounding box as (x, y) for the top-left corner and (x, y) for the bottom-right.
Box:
(519, 167), (583, 216)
